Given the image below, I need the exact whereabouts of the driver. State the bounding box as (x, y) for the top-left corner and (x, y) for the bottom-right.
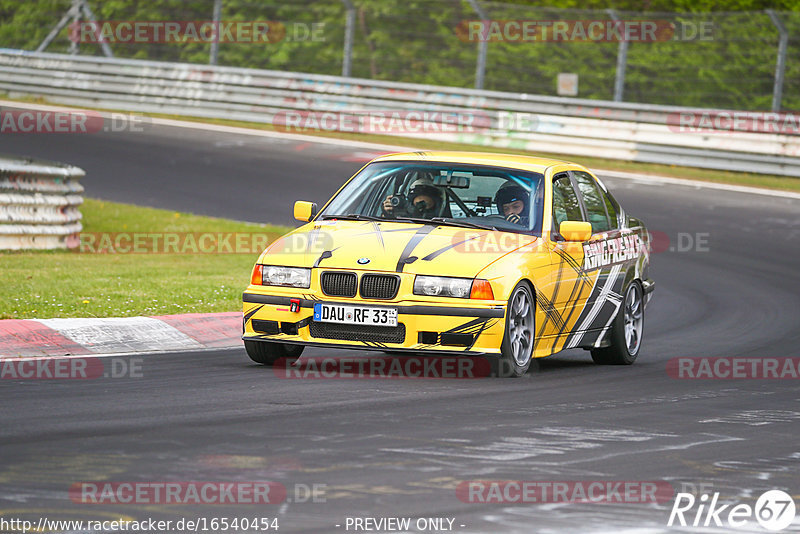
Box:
(382, 178), (444, 219)
(495, 183), (530, 226)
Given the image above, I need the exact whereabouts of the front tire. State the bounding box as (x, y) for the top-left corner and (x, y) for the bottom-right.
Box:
(591, 281), (643, 365)
(494, 282), (536, 377)
(244, 340), (304, 366)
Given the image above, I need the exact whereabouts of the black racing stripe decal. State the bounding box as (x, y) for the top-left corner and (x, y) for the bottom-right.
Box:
(468, 319), (497, 349)
(441, 318), (497, 350)
(244, 305), (264, 323)
(534, 289), (566, 334)
(421, 235), (480, 261)
(445, 317), (490, 335)
(562, 266), (622, 349)
(541, 252), (567, 337)
(552, 279), (595, 347)
(553, 246), (593, 286)
(541, 245), (594, 340)
(552, 266), (599, 343)
(396, 224), (437, 272)
(564, 301), (621, 348)
(443, 318), (483, 333)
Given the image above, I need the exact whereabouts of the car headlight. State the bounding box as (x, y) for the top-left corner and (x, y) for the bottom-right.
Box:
(261, 265), (311, 288)
(413, 276), (472, 299)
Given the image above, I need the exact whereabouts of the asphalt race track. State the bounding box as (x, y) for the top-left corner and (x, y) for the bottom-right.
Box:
(2, 119), (800, 533)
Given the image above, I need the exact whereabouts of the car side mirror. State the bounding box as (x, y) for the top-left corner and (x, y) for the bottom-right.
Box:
(294, 201), (318, 222)
(559, 221), (592, 242)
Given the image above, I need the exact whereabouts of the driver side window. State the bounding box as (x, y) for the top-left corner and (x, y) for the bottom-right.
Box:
(552, 173), (583, 234)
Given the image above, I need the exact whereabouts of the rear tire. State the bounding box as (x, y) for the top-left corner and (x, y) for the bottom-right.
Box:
(591, 281), (643, 365)
(493, 282), (536, 377)
(244, 340), (304, 366)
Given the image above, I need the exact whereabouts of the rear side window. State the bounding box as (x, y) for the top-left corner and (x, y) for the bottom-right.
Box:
(600, 186), (621, 228)
(572, 171), (611, 233)
(552, 173), (583, 230)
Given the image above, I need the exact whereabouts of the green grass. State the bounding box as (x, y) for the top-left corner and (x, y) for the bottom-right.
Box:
(5, 94), (799, 193)
(0, 199), (293, 319)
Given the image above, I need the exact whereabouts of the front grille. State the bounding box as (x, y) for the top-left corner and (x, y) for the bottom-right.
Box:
(310, 321), (406, 344)
(360, 274), (400, 299)
(321, 271), (357, 297)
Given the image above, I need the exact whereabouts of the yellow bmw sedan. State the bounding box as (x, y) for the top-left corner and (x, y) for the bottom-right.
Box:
(242, 151), (654, 377)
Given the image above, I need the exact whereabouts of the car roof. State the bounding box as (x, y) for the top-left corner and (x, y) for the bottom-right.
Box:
(371, 151), (581, 174)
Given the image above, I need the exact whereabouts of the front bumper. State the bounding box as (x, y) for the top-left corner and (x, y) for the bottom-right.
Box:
(242, 291), (506, 354)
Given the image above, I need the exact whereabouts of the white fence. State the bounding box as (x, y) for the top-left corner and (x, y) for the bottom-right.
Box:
(0, 155), (84, 250)
(1, 49), (799, 177)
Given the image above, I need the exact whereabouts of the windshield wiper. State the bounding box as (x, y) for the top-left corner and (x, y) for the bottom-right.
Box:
(394, 216), (438, 225)
(431, 217), (498, 231)
(395, 216), (498, 231)
(320, 214), (385, 222)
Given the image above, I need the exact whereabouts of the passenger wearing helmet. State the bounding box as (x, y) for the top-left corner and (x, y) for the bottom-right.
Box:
(383, 178), (444, 219)
(495, 183), (529, 226)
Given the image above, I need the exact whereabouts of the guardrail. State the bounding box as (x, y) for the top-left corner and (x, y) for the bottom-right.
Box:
(0, 155), (84, 250)
(1, 49), (799, 177)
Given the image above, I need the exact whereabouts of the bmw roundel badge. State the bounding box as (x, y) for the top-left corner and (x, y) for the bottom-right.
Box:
(357, 257), (370, 265)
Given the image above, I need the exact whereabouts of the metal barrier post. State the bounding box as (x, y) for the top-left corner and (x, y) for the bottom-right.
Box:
(766, 9), (788, 112)
(466, 0), (488, 90)
(342, 0), (355, 77)
(607, 9), (628, 102)
(38, 0), (113, 57)
(209, 0), (223, 65)
(36, 0), (82, 54)
(79, 1), (113, 57)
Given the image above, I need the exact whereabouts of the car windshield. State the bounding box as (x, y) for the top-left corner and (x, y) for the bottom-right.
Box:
(318, 161), (545, 235)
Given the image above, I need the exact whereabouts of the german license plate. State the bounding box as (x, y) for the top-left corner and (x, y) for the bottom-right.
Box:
(313, 303), (397, 326)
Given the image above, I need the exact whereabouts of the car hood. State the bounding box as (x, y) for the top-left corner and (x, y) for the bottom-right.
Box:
(259, 219), (539, 278)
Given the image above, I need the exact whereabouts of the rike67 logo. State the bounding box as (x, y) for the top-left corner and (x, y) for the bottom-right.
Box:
(668, 490), (796, 531)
